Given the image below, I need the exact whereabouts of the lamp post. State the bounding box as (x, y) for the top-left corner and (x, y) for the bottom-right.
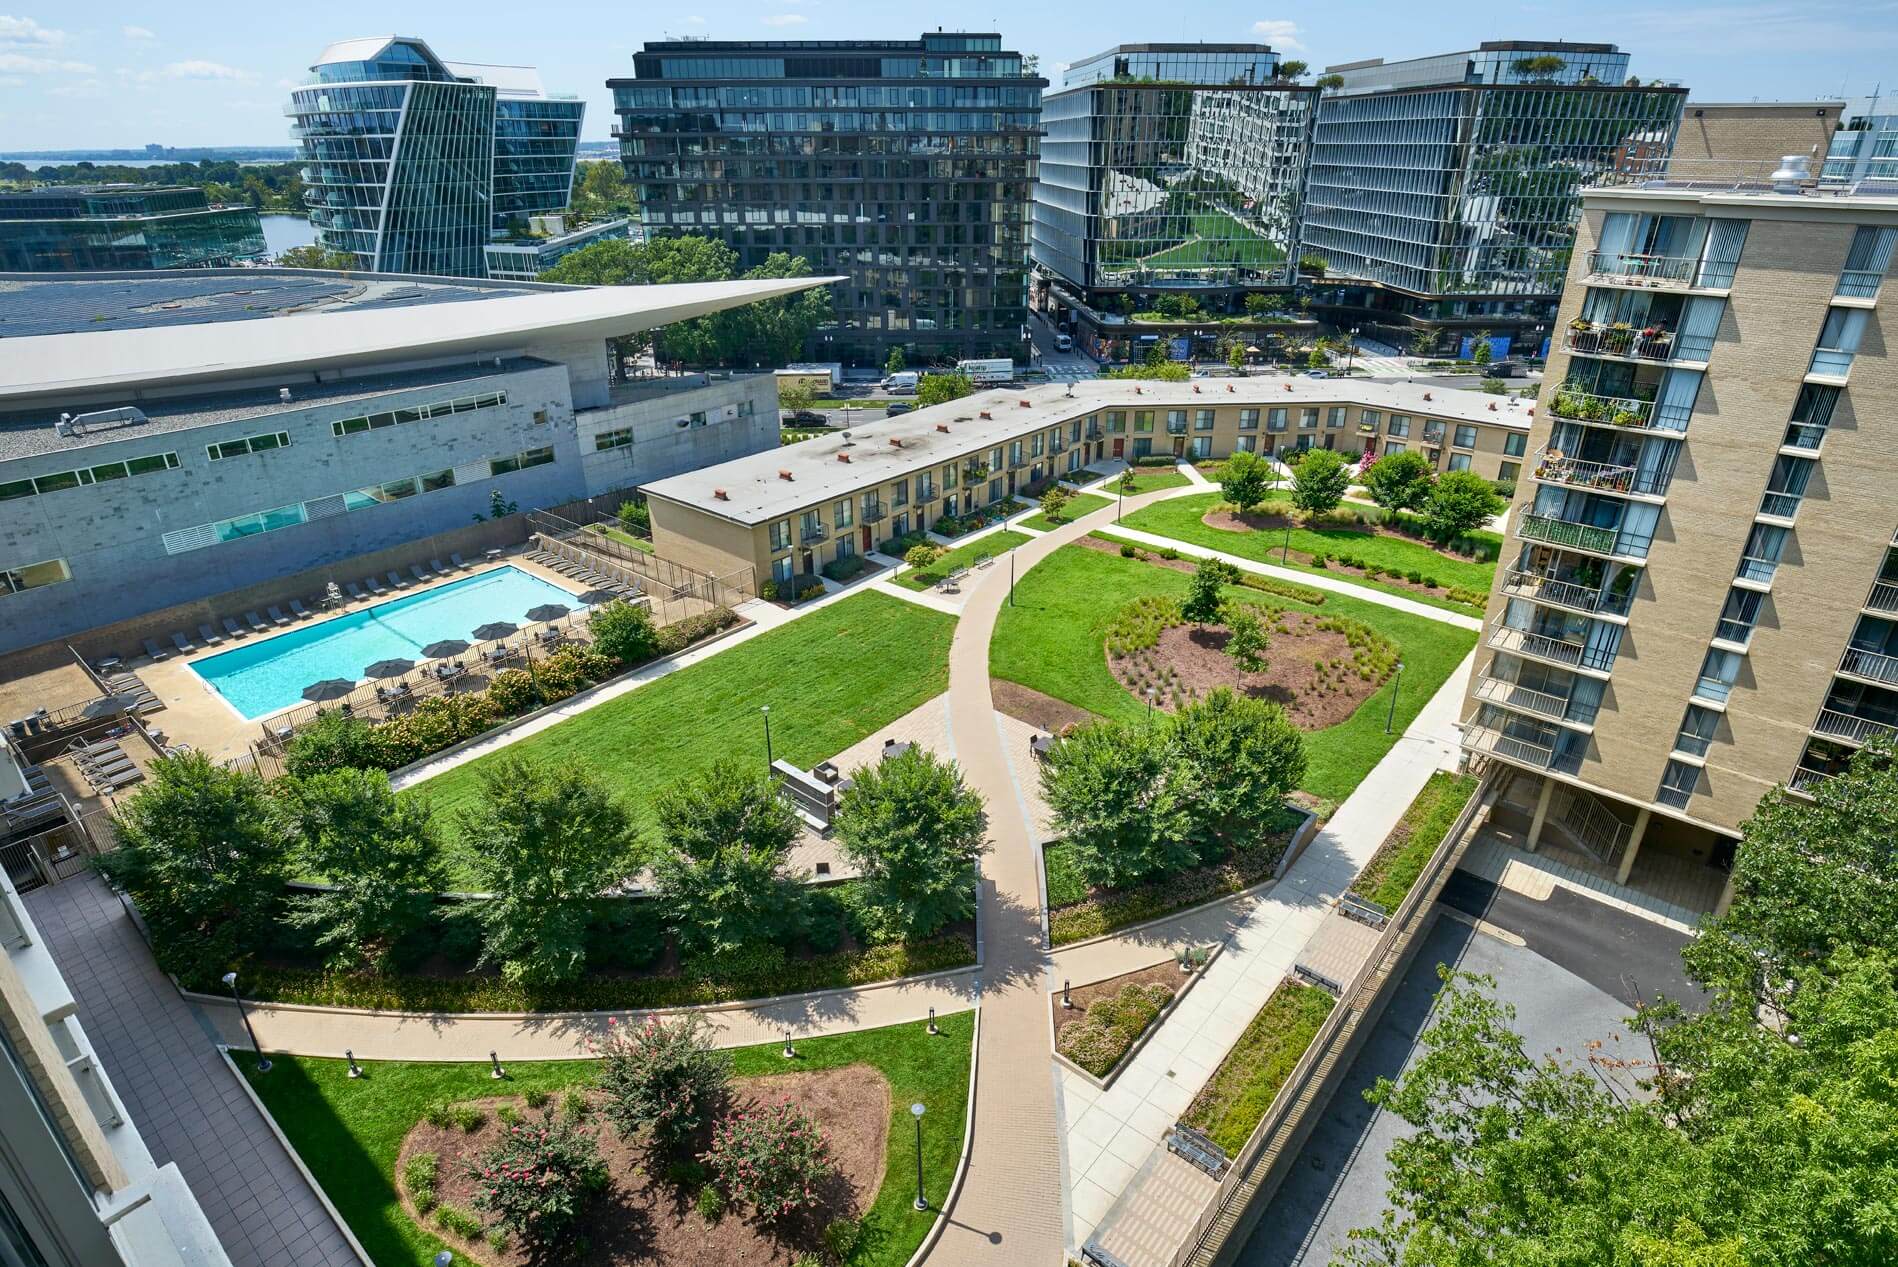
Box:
(221, 972), (268, 1073)
(1145, 686), (1157, 728)
(1281, 516), (1293, 565)
(1009, 548), (1015, 607)
(911, 1103), (928, 1210)
(761, 705), (774, 767)
(435, 1253), (454, 1267)
(1385, 661), (1406, 734)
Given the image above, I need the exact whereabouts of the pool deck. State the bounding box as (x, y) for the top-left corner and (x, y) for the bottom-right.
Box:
(132, 554), (589, 764)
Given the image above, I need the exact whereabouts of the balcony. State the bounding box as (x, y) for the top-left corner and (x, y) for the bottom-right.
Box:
(1782, 421), (1828, 452)
(1584, 249), (1725, 289)
(1502, 567), (1633, 617)
(1517, 513), (1621, 557)
(1789, 765), (1834, 796)
(800, 523), (829, 544)
(1839, 646), (1898, 687)
(963, 463), (991, 482)
(1564, 323), (1696, 364)
(1533, 447), (1638, 495)
(1811, 708), (1897, 746)
(1546, 389), (1663, 431)
(1487, 625), (1606, 674)
(1864, 581), (1898, 615)
(1757, 491), (1803, 521)
(1085, 426), (1103, 441)
(860, 499), (887, 524)
(1837, 269), (1883, 300)
(1165, 423), (1188, 436)
(1474, 674), (1579, 725)
(1462, 721), (1579, 773)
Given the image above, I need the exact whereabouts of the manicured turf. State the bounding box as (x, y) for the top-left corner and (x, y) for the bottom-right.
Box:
(893, 530), (1032, 591)
(233, 1010), (974, 1267)
(1021, 491), (1111, 533)
(1351, 770), (1479, 911)
(1118, 491), (1496, 612)
(1183, 981), (1334, 1154)
(989, 544), (1476, 811)
(1104, 467), (1195, 494)
(586, 524), (656, 554)
(414, 591), (955, 868)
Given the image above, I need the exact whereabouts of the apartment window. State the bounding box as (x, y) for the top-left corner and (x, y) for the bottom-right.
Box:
(490, 446), (554, 476)
(921, 471), (938, 499)
(1300, 408), (1318, 430)
(1031, 432), (1045, 457)
(1714, 587), (1764, 645)
(1326, 407), (1346, 429)
(1067, 449), (1082, 473)
(1784, 383), (1840, 450)
(0, 556), (70, 596)
(1385, 442), (1407, 455)
(207, 431), (289, 461)
(1499, 461), (1520, 484)
(892, 478), (908, 507)
(800, 510), (823, 541)
(594, 427), (635, 451)
(1131, 438), (1153, 458)
(833, 498), (854, 529)
(1674, 704), (1720, 758)
(1237, 434), (1257, 452)
(943, 462), (957, 489)
(1658, 759), (1701, 809)
(836, 535), (856, 561)
(1422, 420), (1445, 445)
(1166, 410), (1187, 435)
(1239, 408), (1260, 430)
(1008, 442), (1023, 468)
(1504, 432), (1527, 458)
(1448, 453), (1473, 472)
(1194, 409), (1215, 431)
(1268, 408), (1288, 433)
(1737, 522), (1789, 583)
(987, 479), (1003, 504)
(1191, 437), (1212, 459)
(0, 450), (179, 502)
(1695, 647), (1743, 703)
(1810, 306), (1868, 377)
(1360, 410), (1380, 430)
(769, 520), (791, 552)
(1454, 424), (1478, 449)
(533, 409), (549, 425)
(990, 447), (1004, 470)
(1838, 225), (1898, 298)
(1386, 415), (1410, 439)
(330, 390), (508, 437)
(1134, 411), (1153, 432)
(772, 556), (794, 584)
(1106, 410), (1126, 433)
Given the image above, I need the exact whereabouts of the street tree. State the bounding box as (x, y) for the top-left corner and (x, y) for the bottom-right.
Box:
(1222, 606), (1270, 680)
(917, 371), (974, 407)
(1289, 447), (1351, 516)
(1219, 447), (1277, 514)
(833, 747), (986, 940)
(1362, 450), (1435, 513)
(1422, 469), (1506, 542)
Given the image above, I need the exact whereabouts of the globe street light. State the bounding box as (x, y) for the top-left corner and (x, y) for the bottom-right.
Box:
(761, 704), (774, 767)
(221, 972), (269, 1073)
(911, 1102), (928, 1210)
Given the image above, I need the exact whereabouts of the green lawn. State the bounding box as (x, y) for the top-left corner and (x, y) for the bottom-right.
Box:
(1021, 492), (1111, 532)
(1116, 491), (1496, 613)
(234, 1010), (974, 1267)
(989, 544), (1475, 810)
(1183, 982), (1334, 1154)
(1135, 211), (1286, 270)
(1351, 771), (1478, 911)
(585, 524), (656, 554)
(413, 591), (955, 872)
(893, 530), (1032, 591)
(1105, 467), (1195, 494)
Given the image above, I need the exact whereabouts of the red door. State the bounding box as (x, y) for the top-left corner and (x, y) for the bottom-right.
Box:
(1113, 438), (1125, 457)
(861, 525), (873, 551)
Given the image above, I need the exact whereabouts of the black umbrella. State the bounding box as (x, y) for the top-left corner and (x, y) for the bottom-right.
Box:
(79, 693), (135, 720)
(472, 621), (519, 642)
(422, 639), (470, 659)
(577, 588), (620, 606)
(302, 678), (357, 703)
(524, 603), (571, 623)
(363, 657), (415, 679)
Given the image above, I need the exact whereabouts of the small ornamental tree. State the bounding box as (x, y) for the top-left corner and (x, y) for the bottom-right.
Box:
(702, 1100), (838, 1223)
(1118, 469), (1138, 496)
(1422, 469), (1507, 542)
(469, 1108), (606, 1255)
(1219, 447), (1276, 514)
(776, 378), (817, 417)
(1471, 330), (1494, 365)
(1182, 562), (1227, 627)
(1223, 606), (1270, 679)
(1227, 341), (1247, 372)
(650, 759), (806, 959)
(1289, 448), (1351, 517)
(588, 599), (661, 667)
(904, 542), (943, 573)
(592, 1013), (731, 1152)
(833, 746), (987, 940)
(1039, 484), (1073, 522)
(615, 499), (651, 535)
(1038, 721), (1196, 888)
(884, 346), (906, 377)
(1307, 346), (1328, 370)
(1363, 450), (1435, 513)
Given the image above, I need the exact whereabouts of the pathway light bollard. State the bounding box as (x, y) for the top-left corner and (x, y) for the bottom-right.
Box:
(761, 704), (774, 767)
(783, 1030), (797, 1060)
(911, 1102), (929, 1210)
(435, 1253), (454, 1267)
(1385, 661), (1406, 734)
(1061, 979), (1073, 1010)
(222, 972), (269, 1073)
(1145, 687), (1157, 727)
(489, 1050), (506, 1080)
(926, 1006), (939, 1036)
(346, 1049), (362, 1080)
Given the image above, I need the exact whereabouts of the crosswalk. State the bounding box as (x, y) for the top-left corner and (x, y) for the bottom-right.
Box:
(1348, 351), (1418, 377)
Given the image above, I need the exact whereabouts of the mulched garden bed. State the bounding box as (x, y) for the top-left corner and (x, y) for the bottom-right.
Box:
(1076, 532), (1196, 574)
(1051, 961), (1182, 1080)
(397, 1067), (889, 1267)
(991, 679), (1098, 734)
(1051, 960), (1181, 1047)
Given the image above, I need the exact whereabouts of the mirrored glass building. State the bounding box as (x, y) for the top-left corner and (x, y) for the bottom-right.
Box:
(286, 37), (583, 278)
(609, 32), (1045, 365)
(1303, 42), (1685, 354)
(0, 186), (264, 272)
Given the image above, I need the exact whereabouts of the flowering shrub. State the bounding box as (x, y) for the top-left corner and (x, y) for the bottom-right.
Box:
(1057, 981), (1174, 1077)
(592, 1014), (731, 1151)
(468, 1109), (606, 1254)
(702, 1100), (837, 1222)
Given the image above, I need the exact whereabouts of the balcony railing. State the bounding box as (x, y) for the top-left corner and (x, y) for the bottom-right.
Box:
(860, 500), (887, 523)
(1840, 646), (1898, 686)
(1782, 422), (1828, 451)
(1503, 567), (1632, 616)
(800, 523), (829, 543)
(1463, 722), (1568, 771)
(1085, 426), (1103, 440)
(1812, 708), (1897, 745)
(1487, 625), (1601, 672)
(1564, 324), (1690, 363)
(1547, 389), (1660, 430)
(1518, 513), (1621, 557)
(1837, 269), (1884, 300)
(1736, 555), (1781, 584)
(1474, 675), (1577, 723)
(1758, 491), (1803, 520)
(963, 464), (991, 482)
(1788, 765), (1833, 796)
(1584, 249), (1704, 284)
(1534, 448), (1638, 495)
(1865, 581), (1898, 615)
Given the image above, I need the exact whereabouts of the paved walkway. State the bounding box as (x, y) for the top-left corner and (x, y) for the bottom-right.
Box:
(24, 876), (360, 1267)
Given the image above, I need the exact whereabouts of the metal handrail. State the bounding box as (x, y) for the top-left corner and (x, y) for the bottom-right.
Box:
(1546, 389), (1658, 429)
(1474, 674), (1576, 723)
(1813, 708), (1897, 745)
(1534, 447), (1638, 494)
(1839, 646), (1898, 686)
(1864, 581), (1898, 614)
(1518, 513), (1621, 556)
(1758, 491), (1803, 520)
(1486, 625), (1591, 670)
(1462, 722), (1561, 769)
(1503, 567), (1627, 616)
(1584, 249), (1700, 283)
(1564, 325), (1683, 363)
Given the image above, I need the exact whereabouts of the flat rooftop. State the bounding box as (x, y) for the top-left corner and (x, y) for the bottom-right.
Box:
(644, 378), (1534, 525)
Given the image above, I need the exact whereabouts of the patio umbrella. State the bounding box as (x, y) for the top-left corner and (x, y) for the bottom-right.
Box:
(302, 678), (357, 703)
(422, 639), (470, 660)
(79, 693), (135, 720)
(524, 603), (571, 624)
(577, 587), (620, 606)
(472, 621), (519, 643)
(363, 657), (415, 680)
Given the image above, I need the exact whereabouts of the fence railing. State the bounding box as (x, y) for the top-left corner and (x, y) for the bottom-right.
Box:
(1839, 646), (1898, 686)
(1518, 513), (1621, 557)
(1502, 567), (1629, 617)
(1473, 674), (1577, 724)
(1812, 708), (1896, 746)
(1864, 581), (1898, 615)
(1534, 448), (1638, 494)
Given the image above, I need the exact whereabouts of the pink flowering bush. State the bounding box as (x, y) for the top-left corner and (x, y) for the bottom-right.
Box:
(468, 1109), (606, 1255)
(591, 1013), (731, 1152)
(701, 1099), (837, 1222)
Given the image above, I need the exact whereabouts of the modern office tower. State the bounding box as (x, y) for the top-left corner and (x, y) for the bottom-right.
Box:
(1824, 113), (1898, 183)
(286, 36), (583, 277)
(1461, 172), (1897, 906)
(0, 186), (264, 272)
(609, 32), (1045, 365)
(1031, 44), (1316, 360)
(1303, 42), (1686, 354)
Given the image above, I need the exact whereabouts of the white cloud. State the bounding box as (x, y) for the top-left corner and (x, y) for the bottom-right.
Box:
(163, 59), (255, 82)
(684, 14), (706, 23)
(0, 15), (65, 46)
(122, 25), (156, 40)
(761, 13), (807, 25)
(48, 75), (102, 97)
(0, 51), (91, 74)
(1250, 20), (1303, 52)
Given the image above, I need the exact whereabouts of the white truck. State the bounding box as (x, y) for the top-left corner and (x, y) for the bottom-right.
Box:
(883, 370), (920, 394)
(956, 357), (1016, 386)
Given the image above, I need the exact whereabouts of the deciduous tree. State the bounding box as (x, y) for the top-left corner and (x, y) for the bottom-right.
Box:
(1363, 450), (1435, 513)
(917, 371), (974, 407)
(1422, 469), (1506, 542)
(833, 747), (986, 940)
(1219, 447), (1277, 514)
(650, 759), (805, 959)
(1039, 721), (1195, 888)
(1289, 447), (1351, 516)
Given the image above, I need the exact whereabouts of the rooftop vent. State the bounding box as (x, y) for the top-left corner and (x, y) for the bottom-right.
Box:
(1019, 399), (1031, 407)
(1226, 384), (1235, 392)
(713, 488), (729, 501)
(979, 410), (992, 419)
(54, 405), (147, 437)
(837, 452), (851, 463)
(1488, 402), (1498, 411)
(890, 437), (903, 447)
(1771, 153), (1810, 193)
(1193, 384), (1201, 393)
(936, 423), (951, 433)
(778, 469), (794, 481)
(1422, 392), (1433, 400)
(278, 387), (292, 403)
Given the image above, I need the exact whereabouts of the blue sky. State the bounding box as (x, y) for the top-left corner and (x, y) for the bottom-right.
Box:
(1, 2), (1893, 150)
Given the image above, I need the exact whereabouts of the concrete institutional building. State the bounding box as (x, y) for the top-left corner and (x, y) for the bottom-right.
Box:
(287, 37), (584, 278)
(0, 269), (829, 656)
(0, 187), (264, 273)
(1462, 175), (1898, 898)
(609, 32), (1045, 365)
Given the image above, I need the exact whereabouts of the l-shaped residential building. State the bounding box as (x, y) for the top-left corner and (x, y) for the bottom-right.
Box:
(642, 377), (1531, 588)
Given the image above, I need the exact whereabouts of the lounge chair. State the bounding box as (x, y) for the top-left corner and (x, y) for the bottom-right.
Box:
(344, 581), (366, 601)
(222, 616), (247, 639)
(410, 564), (431, 584)
(141, 638), (169, 662)
(92, 768), (145, 794)
(80, 755), (136, 778)
(68, 738), (121, 758)
(198, 623), (224, 646)
(450, 552), (468, 570)
(430, 558), (450, 576)
(171, 632), (194, 655)
(365, 577), (387, 595)
(386, 571), (408, 590)
(244, 612), (269, 633)
(289, 599), (312, 619)
(266, 606), (291, 626)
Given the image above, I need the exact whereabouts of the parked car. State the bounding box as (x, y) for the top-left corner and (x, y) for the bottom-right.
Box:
(786, 409), (827, 424)
(884, 401), (913, 415)
(1305, 369), (1330, 378)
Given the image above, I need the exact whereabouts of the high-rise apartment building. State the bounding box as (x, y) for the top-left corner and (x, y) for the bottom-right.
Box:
(1461, 174), (1897, 905)
(0, 186), (264, 272)
(287, 37), (583, 277)
(609, 32), (1044, 365)
(1031, 44), (1316, 360)
(1303, 42), (1686, 354)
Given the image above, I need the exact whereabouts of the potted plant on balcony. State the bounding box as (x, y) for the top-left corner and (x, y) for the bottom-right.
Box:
(1612, 407), (1646, 427)
(1568, 316), (1593, 332)
(1605, 321), (1635, 355)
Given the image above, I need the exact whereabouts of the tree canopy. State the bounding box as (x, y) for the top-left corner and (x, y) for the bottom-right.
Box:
(1219, 447), (1277, 514)
(1422, 470), (1506, 541)
(649, 759), (806, 960)
(1363, 450), (1436, 513)
(917, 371), (974, 407)
(1289, 447), (1352, 516)
(833, 747), (986, 940)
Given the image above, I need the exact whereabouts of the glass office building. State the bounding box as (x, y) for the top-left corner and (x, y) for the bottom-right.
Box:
(609, 32), (1045, 365)
(0, 186), (264, 272)
(286, 37), (583, 278)
(1032, 44), (1315, 355)
(1824, 114), (1898, 183)
(1303, 42), (1684, 351)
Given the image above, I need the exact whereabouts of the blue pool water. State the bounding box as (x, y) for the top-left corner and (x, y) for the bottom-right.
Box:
(191, 566), (582, 719)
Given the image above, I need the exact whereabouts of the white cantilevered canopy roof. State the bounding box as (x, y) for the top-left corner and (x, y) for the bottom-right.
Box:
(0, 276), (841, 407)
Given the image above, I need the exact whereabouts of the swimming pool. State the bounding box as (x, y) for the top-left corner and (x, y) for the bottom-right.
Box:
(190, 566), (582, 720)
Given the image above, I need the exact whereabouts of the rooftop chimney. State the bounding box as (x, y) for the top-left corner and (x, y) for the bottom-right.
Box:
(1771, 154), (1810, 193)
(713, 488), (729, 500)
(890, 437), (903, 447)
(778, 469), (794, 481)
(936, 423), (951, 433)
(837, 452), (851, 463)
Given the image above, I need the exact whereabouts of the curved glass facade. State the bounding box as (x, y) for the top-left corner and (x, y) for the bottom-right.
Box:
(0, 187), (264, 272)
